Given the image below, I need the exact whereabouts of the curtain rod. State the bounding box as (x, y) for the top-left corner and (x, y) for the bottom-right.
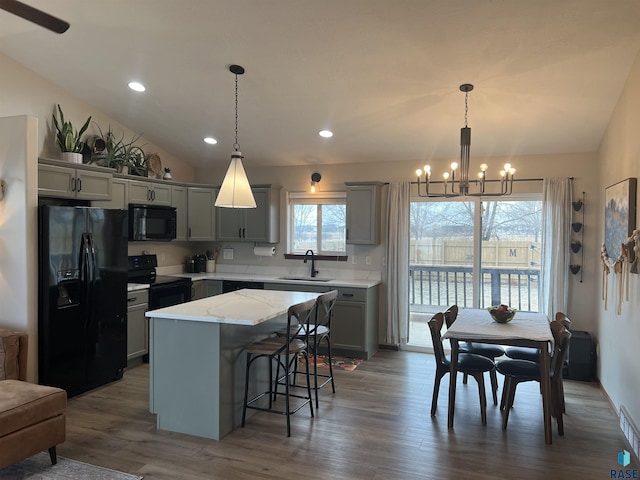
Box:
(387, 177), (574, 186)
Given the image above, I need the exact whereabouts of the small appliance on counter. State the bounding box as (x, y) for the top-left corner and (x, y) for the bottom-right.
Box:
(185, 254), (209, 273)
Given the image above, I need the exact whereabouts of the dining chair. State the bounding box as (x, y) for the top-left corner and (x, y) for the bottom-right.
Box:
(496, 321), (571, 435)
(444, 304), (501, 405)
(504, 312), (571, 362)
(428, 312), (497, 424)
(242, 297), (316, 437)
(275, 290), (338, 408)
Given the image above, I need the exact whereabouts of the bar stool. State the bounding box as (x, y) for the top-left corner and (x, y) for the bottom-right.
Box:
(241, 297), (316, 437)
(276, 290), (338, 408)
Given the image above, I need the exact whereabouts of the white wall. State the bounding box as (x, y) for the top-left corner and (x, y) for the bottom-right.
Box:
(0, 116), (39, 381)
(597, 51), (640, 428)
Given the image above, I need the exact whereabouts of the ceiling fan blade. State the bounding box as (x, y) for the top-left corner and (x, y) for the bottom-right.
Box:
(0, 0), (69, 34)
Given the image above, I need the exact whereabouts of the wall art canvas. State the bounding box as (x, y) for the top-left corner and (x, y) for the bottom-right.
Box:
(604, 178), (637, 265)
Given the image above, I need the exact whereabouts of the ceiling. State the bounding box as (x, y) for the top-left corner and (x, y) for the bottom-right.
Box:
(2, 0), (640, 170)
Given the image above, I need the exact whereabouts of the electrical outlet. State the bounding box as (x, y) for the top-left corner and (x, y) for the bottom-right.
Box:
(223, 248), (234, 260)
(365, 256), (371, 265)
(351, 255), (357, 264)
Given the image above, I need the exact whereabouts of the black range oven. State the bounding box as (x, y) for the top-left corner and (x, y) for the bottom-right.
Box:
(128, 254), (192, 309)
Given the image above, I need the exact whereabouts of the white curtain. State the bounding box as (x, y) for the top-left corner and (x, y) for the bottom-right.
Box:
(540, 177), (573, 317)
(384, 182), (411, 345)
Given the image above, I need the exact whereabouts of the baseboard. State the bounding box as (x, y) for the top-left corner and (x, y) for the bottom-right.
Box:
(378, 343), (399, 351)
(595, 378), (640, 463)
(620, 406), (640, 463)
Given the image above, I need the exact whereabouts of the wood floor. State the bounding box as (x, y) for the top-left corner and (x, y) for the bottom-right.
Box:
(59, 350), (636, 479)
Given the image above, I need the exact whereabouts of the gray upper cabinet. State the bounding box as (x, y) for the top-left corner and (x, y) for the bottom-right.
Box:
(171, 185), (188, 241)
(187, 187), (216, 241)
(93, 177), (128, 209)
(128, 179), (172, 206)
(39, 162), (112, 201)
(345, 182), (382, 245)
(216, 185), (280, 243)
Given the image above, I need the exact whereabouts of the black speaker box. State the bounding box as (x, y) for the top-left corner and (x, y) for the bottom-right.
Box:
(565, 330), (595, 381)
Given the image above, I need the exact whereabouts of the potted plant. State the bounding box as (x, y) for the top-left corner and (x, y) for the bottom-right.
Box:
(52, 104), (91, 164)
(128, 148), (148, 176)
(95, 125), (144, 173)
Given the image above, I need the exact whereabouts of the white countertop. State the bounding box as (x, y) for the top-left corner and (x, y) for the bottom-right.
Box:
(145, 289), (320, 325)
(179, 272), (380, 288)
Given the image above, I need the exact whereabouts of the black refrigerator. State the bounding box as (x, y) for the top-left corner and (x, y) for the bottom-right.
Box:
(38, 205), (128, 397)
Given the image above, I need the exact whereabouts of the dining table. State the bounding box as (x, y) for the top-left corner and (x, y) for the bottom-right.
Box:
(442, 308), (555, 444)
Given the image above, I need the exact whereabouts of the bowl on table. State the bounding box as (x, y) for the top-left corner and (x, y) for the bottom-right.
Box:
(487, 305), (517, 323)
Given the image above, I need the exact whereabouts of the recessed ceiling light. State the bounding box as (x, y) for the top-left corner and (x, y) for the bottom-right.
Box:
(318, 130), (333, 138)
(203, 137), (218, 145)
(128, 81), (146, 92)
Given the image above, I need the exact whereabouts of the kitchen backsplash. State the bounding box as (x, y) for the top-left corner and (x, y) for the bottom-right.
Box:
(130, 240), (383, 282)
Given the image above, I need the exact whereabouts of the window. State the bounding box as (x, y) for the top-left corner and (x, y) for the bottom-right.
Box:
(288, 193), (346, 254)
(407, 195), (542, 349)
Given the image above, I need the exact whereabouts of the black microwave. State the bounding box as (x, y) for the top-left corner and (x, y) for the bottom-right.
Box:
(128, 204), (177, 241)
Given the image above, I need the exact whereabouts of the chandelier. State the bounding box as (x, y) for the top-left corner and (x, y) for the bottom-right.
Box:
(415, 84), (516, 198)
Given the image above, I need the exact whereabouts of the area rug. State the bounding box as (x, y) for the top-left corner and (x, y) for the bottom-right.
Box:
(301, 355), (362, 372)
(0, 452), (142, 480)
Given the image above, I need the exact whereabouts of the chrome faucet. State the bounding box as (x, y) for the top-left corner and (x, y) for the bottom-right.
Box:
(304, 249), (319, 277)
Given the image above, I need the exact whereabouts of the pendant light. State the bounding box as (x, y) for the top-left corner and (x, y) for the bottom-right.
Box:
(215, 64), (257, 208)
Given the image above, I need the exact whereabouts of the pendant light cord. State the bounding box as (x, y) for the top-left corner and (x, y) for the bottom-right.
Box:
(234, 72), (240, 152)
(464, 89), (469, 128)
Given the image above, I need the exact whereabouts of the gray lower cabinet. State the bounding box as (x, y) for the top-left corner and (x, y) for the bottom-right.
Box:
(39, 163), (113, 201)
(191, 280), (204, 300)
(205, 280), (223, 297)
(191, 280), (222, 300)
(127, 290), (149, 361)
(262, 282), (379, 359)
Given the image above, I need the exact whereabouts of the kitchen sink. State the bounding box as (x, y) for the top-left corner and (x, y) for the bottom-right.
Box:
(278, 276), (333, 282)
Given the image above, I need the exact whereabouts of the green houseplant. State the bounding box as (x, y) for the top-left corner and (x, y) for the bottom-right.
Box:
(96, 125), (144, 173)
(52, 104), (91, 163)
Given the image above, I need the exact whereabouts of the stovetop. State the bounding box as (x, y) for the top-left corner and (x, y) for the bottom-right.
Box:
(127, 254), (190, 287)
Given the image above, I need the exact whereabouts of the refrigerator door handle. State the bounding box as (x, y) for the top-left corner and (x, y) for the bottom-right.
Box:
(87, 233), (98, 328)
(80, 233), (92, 329)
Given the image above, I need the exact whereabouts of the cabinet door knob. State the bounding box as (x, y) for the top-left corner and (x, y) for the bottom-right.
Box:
(77, 178), (82, 192)
(71, 177), (76, 192)
(342, 293), (354, 298)
(128, 297), (137, 303)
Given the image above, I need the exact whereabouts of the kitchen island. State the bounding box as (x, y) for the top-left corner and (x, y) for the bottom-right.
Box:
(145, 288), (320, 440)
